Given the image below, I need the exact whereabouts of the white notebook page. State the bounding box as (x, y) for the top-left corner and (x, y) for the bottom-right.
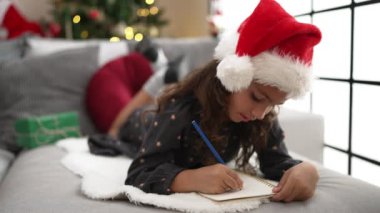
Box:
(199, 172), (277, 202)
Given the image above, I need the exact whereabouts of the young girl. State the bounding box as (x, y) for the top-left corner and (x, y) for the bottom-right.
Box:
(122, 0), (322, 202)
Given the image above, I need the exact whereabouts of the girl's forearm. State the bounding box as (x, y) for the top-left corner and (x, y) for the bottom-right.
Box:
(108, 90), (154, 138)
(170, 169), (198, 193)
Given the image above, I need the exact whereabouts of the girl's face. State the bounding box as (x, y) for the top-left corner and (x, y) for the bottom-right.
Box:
(228, 82), (287, 122)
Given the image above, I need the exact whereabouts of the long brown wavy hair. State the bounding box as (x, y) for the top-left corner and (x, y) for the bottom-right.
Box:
(157, 60), (276, 169)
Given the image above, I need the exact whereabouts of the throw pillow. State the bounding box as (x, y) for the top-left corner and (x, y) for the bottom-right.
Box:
(127, 37), (217, 80)
(25, 37), (129, 67)
(0, 46), (99, 153)
(0, 35), (26, 63)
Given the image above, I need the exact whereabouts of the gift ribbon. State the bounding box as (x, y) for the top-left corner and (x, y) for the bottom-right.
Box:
(17, 116), (82, 146)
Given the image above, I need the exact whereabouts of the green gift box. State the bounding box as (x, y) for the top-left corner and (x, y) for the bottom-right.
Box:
(14, 111), (82, 149)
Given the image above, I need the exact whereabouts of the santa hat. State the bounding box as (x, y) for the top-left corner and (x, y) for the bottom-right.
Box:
(0, 0), (43, 39)
(214, 0), (322, 98)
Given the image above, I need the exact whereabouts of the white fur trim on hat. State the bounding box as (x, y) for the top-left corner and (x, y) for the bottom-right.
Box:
(214, 32), (239, 60)
(216, 55), (255, 92)
(251, 51), (312, 98)
(216, 50), (312, 99)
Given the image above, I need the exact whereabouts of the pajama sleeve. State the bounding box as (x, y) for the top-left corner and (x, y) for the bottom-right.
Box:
(258, 118), (302, 181)
(143, 67), (166, 98)
(125, 101), (190, 194)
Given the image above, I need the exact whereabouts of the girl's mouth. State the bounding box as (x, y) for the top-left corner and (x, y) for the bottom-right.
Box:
(240, 113), (250, 122)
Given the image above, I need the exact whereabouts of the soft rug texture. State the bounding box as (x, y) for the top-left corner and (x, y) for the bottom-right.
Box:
(57, 137), (267, 213)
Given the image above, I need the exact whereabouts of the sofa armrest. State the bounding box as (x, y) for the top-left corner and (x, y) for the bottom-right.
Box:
(278, 108), (324, 163)
(0, 149), (15, 183)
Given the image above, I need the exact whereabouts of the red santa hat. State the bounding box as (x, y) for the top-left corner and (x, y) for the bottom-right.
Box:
(214, 0), (322, 98)
(0, 0), (43, 39)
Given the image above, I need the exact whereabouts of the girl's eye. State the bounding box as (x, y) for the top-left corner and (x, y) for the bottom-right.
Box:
(251, 93), (263, 102)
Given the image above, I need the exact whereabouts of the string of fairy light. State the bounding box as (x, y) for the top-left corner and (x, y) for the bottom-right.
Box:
(71, 0), (159, 42)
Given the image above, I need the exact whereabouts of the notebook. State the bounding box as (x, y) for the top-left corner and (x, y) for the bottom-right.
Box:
(199, 172), (277, 202)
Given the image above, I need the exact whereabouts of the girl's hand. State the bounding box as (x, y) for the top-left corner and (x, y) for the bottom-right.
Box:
(193, 164), (244, 194)
(171, 164), (243, 194)
(107, 128), (118, 139)
(271, 162), (319, 202)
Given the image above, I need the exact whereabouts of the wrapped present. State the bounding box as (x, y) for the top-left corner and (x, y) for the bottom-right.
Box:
(14, 112), (81, 149)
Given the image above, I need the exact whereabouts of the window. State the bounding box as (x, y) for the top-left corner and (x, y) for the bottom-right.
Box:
(312, 80), (350, 150)
(313, 0), (380, 187)
(353, 3), (380, 82)
(313, 9), (351, 79)
(352, 84), (380, 162)
(324, 147), (348, 174)
(313, 0), (351, 11)
(211, 0), (380, 187)
(352, 157), (380, 186)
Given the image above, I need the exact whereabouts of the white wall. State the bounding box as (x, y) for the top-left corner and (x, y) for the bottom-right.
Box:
(156, 0), (208, 37)
(14, 0), (53, 21)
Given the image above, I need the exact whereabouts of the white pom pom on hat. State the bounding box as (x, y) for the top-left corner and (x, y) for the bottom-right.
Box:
(216, 55), (255, 92)
(214, 0), (322, 99)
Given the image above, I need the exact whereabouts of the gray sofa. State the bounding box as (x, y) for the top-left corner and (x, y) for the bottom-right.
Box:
(0, 37), (379, 213)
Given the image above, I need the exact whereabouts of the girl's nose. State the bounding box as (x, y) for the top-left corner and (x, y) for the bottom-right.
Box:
(251, 105), (272, 120)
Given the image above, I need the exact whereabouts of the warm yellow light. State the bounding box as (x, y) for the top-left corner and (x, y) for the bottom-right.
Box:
(124, 27), (134, 40)
(125, 34), (134, 40)
(124, 27), (134, 35)
(134, 33), (143, 42)
(137, 8), (150, 17)
(80, 30), (89, 39)
(145, 9), (150, 16)
(149, 26), (159, 37)
(73, 15), (81, 24)
(110, 37), (120, 42)
(145, 0), (154, 5)
(150, 6), (159, 15)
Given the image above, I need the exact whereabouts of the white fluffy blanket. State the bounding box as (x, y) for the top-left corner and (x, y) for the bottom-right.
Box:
(57, 137), (267, 213)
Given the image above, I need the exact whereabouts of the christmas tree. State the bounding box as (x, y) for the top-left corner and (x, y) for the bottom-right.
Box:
(51, 0), (168, 40)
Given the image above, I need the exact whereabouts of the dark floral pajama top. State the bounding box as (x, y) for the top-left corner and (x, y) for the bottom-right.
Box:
(123, 95), (301, 195)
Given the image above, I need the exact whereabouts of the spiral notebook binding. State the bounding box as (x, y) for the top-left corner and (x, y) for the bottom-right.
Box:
(233, 168), (277, 188)
(252, 176), (276, 188)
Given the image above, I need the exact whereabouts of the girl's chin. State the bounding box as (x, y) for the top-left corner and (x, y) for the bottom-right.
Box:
(228, 116), (239, 123)
(229, 116), (245, 123)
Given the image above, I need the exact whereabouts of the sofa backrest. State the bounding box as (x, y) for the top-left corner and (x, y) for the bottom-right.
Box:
(0, 37), (218, 153)
(127, 37), (218, 79)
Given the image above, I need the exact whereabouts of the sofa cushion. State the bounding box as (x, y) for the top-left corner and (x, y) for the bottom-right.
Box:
(0, 46), (99, 153)
(25, 37), (129, 67)
(1, 145), (380, 213)
(0, 149), (14, 183)
(0, 36), (26, 63)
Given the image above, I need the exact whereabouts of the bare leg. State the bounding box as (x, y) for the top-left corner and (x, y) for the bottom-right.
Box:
(108, 90), (154, 138)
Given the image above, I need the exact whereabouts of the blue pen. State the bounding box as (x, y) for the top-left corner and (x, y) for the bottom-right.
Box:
(191, 120), (225, 164)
